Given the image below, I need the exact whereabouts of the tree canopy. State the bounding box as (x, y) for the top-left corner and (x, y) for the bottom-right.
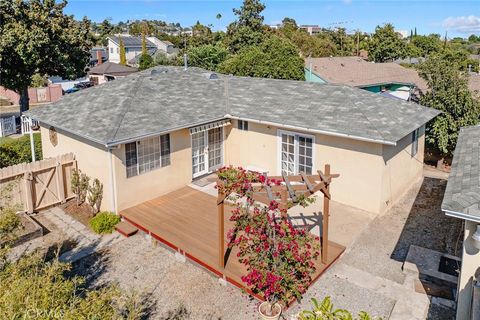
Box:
(225, 0), (266, 52)
(368, 23), (406, 62)
(219, 35), (304, 80)
(417, 55), (480, 155)
(186, 45), (229, 71)
(0, 0), (93, 112)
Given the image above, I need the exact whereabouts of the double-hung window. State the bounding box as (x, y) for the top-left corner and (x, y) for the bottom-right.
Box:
(411, 128), (419, 156)
(279, 131), (314, 175)
(125, 134), (171, 178)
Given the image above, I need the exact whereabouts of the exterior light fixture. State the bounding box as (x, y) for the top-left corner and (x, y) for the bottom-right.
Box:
(472, 225), (480, 250)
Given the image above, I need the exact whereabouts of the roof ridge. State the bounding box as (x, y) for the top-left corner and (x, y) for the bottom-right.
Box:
(108, 75), (146, 144)
(349, 91), (388, 143)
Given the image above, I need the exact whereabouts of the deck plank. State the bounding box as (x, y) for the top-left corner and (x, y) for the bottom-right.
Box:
(120, 186), (345, 300)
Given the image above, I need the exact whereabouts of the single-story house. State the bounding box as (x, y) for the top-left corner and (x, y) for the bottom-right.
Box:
(305, 56), (428, 101)
(26, 66), (439, 215)
(88, 62), (138, 85)
(441, 125), (480, 320)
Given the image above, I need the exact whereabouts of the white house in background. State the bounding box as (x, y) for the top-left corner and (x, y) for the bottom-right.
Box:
(107, 35), (176, 65)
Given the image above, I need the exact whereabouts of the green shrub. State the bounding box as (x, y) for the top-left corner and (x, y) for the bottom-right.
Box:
(0, 133), (42, 168)
(298, 297), (378, 320)
(0, 252), (145, 319)
(89, 211), (121, 234)
(0, 206), (21, 245)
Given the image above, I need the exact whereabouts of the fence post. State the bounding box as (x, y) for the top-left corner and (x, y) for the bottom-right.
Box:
(24, 171), (34, 214)
(55, 158), (66, 203)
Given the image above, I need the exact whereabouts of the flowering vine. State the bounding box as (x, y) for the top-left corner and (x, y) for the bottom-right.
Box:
(216, 166), (321, 309)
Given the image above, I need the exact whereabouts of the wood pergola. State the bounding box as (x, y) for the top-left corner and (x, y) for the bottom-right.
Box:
(216, 164), (339, 269)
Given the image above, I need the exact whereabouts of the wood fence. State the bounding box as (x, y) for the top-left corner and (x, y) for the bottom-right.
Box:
(0, 153), (77, 213)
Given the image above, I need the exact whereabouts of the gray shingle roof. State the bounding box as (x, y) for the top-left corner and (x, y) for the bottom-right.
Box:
(26, 66), (439, 147)
(89, 62), (138, 76)
(109, 36), (156, 48)
(441, 125), (480, 222)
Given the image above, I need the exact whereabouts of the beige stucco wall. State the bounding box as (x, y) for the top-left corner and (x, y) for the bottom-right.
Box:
(225, 121), (386, 213)
(457, 220), (480, 320)
(39, 125), (113, 212)
(380, 125), (425, 212)
(40, 120), (425, 215)
(112, 128), (192, 211)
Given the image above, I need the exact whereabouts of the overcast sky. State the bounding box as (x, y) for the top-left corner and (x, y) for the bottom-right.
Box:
(66, 0), (480, 38)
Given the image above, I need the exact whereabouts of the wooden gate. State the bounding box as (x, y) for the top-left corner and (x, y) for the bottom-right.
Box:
(0, 115), (16, 137)
(0, 153), (77, 213)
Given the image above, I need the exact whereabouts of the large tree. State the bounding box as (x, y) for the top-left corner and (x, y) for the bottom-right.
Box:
(0, 0), (93, 113)
(186, 45), (229, 71)
(410, 34), (442, 57)
(368, 23), (406, 62)
(225, 0), (266, 53)
(417, 55), (480, 155)
(219, 35), (304, 80)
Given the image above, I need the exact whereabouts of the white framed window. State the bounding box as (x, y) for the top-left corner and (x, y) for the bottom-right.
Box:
(278, 130), (314, 175)
(125, 134), (171, 178)
(411, 128), (419, 156)
(116, 47), (119, 54)
(110, 47), (113, 54)
(238, 120), (249, 131)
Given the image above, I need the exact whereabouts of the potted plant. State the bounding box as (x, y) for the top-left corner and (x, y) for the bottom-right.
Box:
(217, 167), (320, 319)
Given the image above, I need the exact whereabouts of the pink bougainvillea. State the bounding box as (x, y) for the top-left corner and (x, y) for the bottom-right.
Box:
(216, 166), (320, 307)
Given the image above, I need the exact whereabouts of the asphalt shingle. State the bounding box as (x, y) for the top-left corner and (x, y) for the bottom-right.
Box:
(26, 66), (439, 147)
(442, 125), (480, 222)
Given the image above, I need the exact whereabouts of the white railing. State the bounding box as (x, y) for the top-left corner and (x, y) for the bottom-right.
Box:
(21, 115), (39, 135)
(0, 115), (16, 137)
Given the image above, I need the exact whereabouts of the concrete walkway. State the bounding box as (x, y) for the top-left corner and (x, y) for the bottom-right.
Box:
(42, 207), (123, 263)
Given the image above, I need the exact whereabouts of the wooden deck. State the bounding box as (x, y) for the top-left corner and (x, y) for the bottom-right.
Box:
(120, 186), (345, 299)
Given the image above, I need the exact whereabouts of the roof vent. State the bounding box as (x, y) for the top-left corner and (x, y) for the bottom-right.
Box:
(150, 68), (168, 76)
(203, 72), (219, 80)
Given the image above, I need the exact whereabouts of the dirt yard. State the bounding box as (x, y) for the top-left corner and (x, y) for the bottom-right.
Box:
(11, 168), (461, 319)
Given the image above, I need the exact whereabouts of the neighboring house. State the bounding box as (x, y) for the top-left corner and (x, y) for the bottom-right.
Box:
(26, 66), (439, 216)
(108, 35), (156, 64)
(107, 35), (176, 66)
(88, 62), (138, 85)
(299, 25), (322, 35)
(305, 56), (428, 101)
(90, 47), (108, 67)
(441, 125), (480, 320)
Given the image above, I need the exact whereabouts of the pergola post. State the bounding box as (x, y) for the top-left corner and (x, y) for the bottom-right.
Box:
(217, 186), (225, 269)
(321, 164), (330, 264)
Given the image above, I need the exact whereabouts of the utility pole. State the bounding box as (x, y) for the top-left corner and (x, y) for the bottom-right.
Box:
(356, 30), (360, 56)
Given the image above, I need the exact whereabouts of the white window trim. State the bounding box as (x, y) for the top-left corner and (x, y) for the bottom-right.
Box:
(277, 129), (315, 176)
(191, 127), (224, 178)
(126, 134), (170, 178)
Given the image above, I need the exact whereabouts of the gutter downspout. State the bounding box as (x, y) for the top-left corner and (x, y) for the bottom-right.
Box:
(108, 148), (118, 214)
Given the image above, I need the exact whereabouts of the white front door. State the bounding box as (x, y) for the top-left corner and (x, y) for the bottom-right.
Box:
(192, 131), (208, 178)
(192, 127), (224, 178)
